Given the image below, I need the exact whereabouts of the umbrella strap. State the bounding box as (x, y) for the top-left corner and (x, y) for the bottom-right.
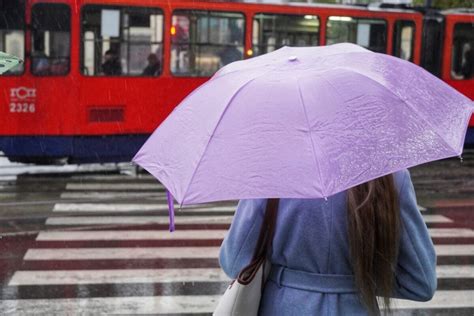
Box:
(166, 190), (175, 232)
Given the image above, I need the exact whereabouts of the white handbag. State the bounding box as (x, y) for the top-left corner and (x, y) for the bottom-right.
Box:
(214, 199), (279, 316)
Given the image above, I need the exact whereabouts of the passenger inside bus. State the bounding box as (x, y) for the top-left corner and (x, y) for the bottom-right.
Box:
(142, 53), (161, 76)
(101, 49), (122, 76)
(31, 51), (49, 75)
(218, 45), (242, 67)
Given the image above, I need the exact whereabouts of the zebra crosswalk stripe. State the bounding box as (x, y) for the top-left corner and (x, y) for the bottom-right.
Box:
(35, 228), (473, 241)
(21, 245), (474, 261)
(1, 291), (474, 314)
(8, 265), (471, 286)
(422, 214), (452, 223)
(66, 183), (164, 190)
(43, 214), (455, 226)
(60, 192), (168, 199)
(23, 247), (221, 260)
(0, 295), (221, 314)
(429, 228), (474, 238)
(434, 245), (474, 256)
(70, 174), (154, 180)
(45, 215), (234, 225)
(391, 290), (474, 309)
(52, 203), (237, 212)
(36, 230), (228, 241)
(8, 268), (230, 286)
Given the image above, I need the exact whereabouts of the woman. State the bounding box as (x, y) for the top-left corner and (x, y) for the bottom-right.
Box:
(219, 169), (437, 315)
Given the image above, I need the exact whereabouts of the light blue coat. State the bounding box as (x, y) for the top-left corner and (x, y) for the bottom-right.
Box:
(219, 169), (437, 315)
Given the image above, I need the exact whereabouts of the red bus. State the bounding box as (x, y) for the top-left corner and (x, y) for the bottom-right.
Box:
(0, 0), (472, 164)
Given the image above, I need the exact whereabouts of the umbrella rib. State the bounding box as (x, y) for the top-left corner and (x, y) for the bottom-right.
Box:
(295, 78), (327, 198)
(337, 67), (461, 155)
(181, 71), (272, 205)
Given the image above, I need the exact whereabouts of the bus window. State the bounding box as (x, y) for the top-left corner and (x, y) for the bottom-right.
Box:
(326, 17), (387, 53)
(82, 6), (163, 77)
(171, 10), (245, 76)
(0, 0), (25, 75)
(451, 23), (474, 80)
(421, 16), (443, 77)
(31, 3), (70, 76)
(252, 14), (319, 56)
(393, 20), (415, 62)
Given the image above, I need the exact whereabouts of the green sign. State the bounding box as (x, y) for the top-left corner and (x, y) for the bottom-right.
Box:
(0, 51), (23, 75)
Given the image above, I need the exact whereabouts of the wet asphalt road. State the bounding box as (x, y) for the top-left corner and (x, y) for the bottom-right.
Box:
(0, 153), (473, 315)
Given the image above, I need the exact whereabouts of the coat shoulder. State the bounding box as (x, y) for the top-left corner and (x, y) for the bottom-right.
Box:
(393, 169), (410, 190)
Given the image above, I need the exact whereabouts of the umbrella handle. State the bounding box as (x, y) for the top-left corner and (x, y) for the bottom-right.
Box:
(166, 190), (175, 232)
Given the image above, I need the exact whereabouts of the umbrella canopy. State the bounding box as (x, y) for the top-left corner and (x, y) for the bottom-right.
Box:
(0, 51), (22, 74)
(134, 43), (473, 206)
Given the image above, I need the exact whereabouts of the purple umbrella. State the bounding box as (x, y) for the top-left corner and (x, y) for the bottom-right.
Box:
(133, 43), (473, 231)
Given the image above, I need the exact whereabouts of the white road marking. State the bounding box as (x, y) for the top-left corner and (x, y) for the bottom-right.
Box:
(60, 192), (168, 199)
(429, 228), (474, 238)
(422, 214), (452, 223)
(0, 158), (128, 176)
(45, 213), (444, 226)
(52, 203), (237, 212)
(10, 265), (469, 287)
(390, 290), (474, 309)
(70, 174), (154, 180)
(66, 183), (164, 191)
(435, 245), (474, 256)
(418, 204), (427, 212)
(1, 291), (473, 314)
(436, 265), (474, 278)
(23, 244), (474, 261)
(36, 230), (228, 241)
(23, 247), (220, 260)
(37, 228), (471, 241)
(0, 295), (221, 314)
(8, 268), (230, 286)
(0, 192), (18, 198)
(45, 216), (233, 226)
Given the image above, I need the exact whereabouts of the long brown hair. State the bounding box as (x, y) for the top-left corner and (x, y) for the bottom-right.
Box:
(347, 174), (400, 315)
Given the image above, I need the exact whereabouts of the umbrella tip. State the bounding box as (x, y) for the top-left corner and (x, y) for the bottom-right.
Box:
(459, 155), (463, 163)
(288, 56), (298, 62)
